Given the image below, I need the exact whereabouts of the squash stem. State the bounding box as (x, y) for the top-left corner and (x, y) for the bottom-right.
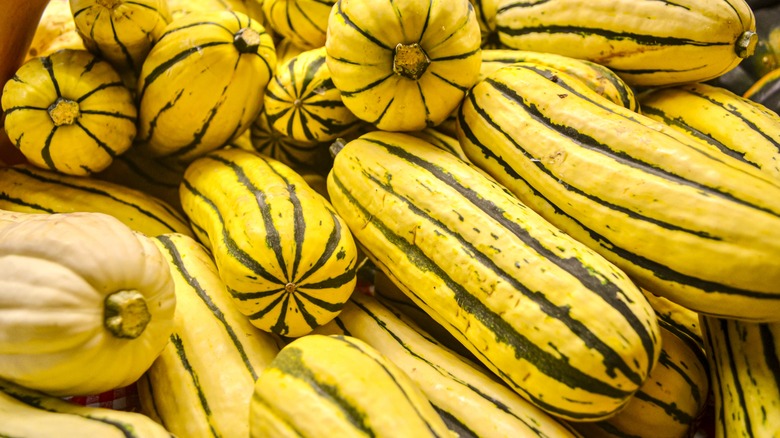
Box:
(48, 98), (80, 126)
(104, 290), (151, 339)
(393, 43), (430, 80)
(234, 28), (262, 54)
(735, 30), (758, 58)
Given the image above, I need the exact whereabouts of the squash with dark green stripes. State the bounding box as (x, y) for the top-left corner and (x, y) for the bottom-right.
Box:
(315, 293), (584, 438)
(641, 289), (704, 350)
(327, 130), (661, 421)
(138, 233), (280, 438)
(325, 0), (482, 131)
(701, 315), (780, 437)
(0, 379), (173, 437)
(70, 0), (171, 79)
(457, 62), (780, 322)
(264, 46), (363, 143)
(639, 82), (780, 182)
(262, 0), (335, 50)
(0, 163), (193, 237)
(570, 323), (710, 438)
(1, 49), (137, 176)
(470, 0), (502, 48)
(136, 10), (276, 162)
(248, 108), (332, 172)
(180, 147), (358, 337)
(495, 0), (758, 86)
(249, 334), (452, 438)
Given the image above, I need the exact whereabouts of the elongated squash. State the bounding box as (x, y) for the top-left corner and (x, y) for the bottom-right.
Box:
(327, 130), (660, 421)
(249, 334), (452, 438)
(701, 316), (780, 437)
(315, 293), (584, 438)
(0, 379), (173, 438)
(136, 10), (276, 162)
(0, 163), (193, 237)
(180, 147), (358, 337)
(642, 288), (704, 350)
(138, 233), (280, 438)
(495, 0), (758, 86)
(457, 62), (780, 321)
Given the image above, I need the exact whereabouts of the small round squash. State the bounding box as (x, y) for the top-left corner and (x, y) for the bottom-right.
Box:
(0, 210), (176, 397)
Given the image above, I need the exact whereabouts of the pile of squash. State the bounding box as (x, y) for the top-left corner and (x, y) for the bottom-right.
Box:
(1, 0), (780, 437)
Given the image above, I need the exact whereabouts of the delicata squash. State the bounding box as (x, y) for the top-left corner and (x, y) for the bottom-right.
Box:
(0, 210), (176, 397)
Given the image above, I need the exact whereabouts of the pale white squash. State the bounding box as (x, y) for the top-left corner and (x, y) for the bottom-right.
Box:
(0, 209), (176, 397)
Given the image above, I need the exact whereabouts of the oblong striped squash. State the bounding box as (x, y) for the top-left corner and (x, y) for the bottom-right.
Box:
(325, 0), (482, 131)
(249, 334), (452, 438)
(69, 0), (171, 77)
(327, 131), (661, 421)
(457, 62), (780, 322)
(180, 147), (358, 337)
(136, 10), (276, 162)
(570, 323), (710, 438)
(744, 66), (780, 114)
(0, 379), (173, 438)
(639, 82), (780, 182)
(641, 288), (704, 350)
(264, 46), (363, 143)
(495, 0), (758, 86)
(701, 315), (780, 437)
(315, 293), (584, 438)
(248, 108), (332, 172)
(262, 0), (335, 50)
(0, 164), (192, 237)
(138, 233), (280, 438)
(480, 49), (639, 112)
(1, 49), (137, 176)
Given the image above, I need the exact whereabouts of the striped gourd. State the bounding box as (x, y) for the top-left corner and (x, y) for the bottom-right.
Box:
(69, 0), (171, 77)
(167, 0), (266, 23)
(642, 288), (704, 350)
(701, 315), (780, 437)
(264, 46), (363, 143)
(138, 233), (280, 438)
(327, 130), (661, 421)
(274, 37), (307, 72)
(1, 49), (137, 176)
(639, 82), (780, 182)
(262, 0), (335, 50)
(249, 334), (452, 438)
(325, 0), (482, 131)
(570, 323), (710, 438)
(0, 164), (192, 237)
(0, 379), (173, 438)
(315, 293), (585, 438)
(180, 147), (358, 337)
(480, 49), (639, 112)
(495, 0), (758, 86)
(471, 0), (502, 48)
(744, 66), (780, 114)
(457, 62), (780, 322)
(136, 10), (276, 162)
(248, 108), (332, 171)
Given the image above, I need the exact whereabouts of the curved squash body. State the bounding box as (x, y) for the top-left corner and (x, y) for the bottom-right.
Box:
(642, 289), (704, 350)
(316, 294), (584, 438)
(743, 66), (780, 116)
(136, 10), (276, 162)
(0, 379), (172, 438)
(0, 163), (193, 237)
(262, 0), (335, 49)
(265, 46), (362, 143)
(250, 334), (451, 438)
(457, 62), (780, 321)
(1, 49), (137, 176)
(701, 316), (780, 437)
(138, 233), (280, 438)
(25, 0), (85, 61)
(0, 210), (176, 397)
(471, 0), (502, 48)
(180, 148), (358, 337)
(325, 0), (482, 131)
(639, 82), (780, 182)
(327, 131), (660, 421)
(167, 0), (265, 23)
(248, 108), (331, 171)
(495, 0), (757, 86)
(70, 0), (171, 75)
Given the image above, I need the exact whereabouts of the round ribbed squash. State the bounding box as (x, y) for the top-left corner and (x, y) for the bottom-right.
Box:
(136, 10), (276, 162)
(325, 0), (482, 131)
(1, 49), (137, 176)
(248, 108), (331, 171)
(0, 210), (176, 397)
(262, 0), (335, 49)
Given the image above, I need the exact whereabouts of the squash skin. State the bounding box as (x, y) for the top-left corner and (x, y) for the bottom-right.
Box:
(325, 0), (482, 131)
(0, 210), (176, 397)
